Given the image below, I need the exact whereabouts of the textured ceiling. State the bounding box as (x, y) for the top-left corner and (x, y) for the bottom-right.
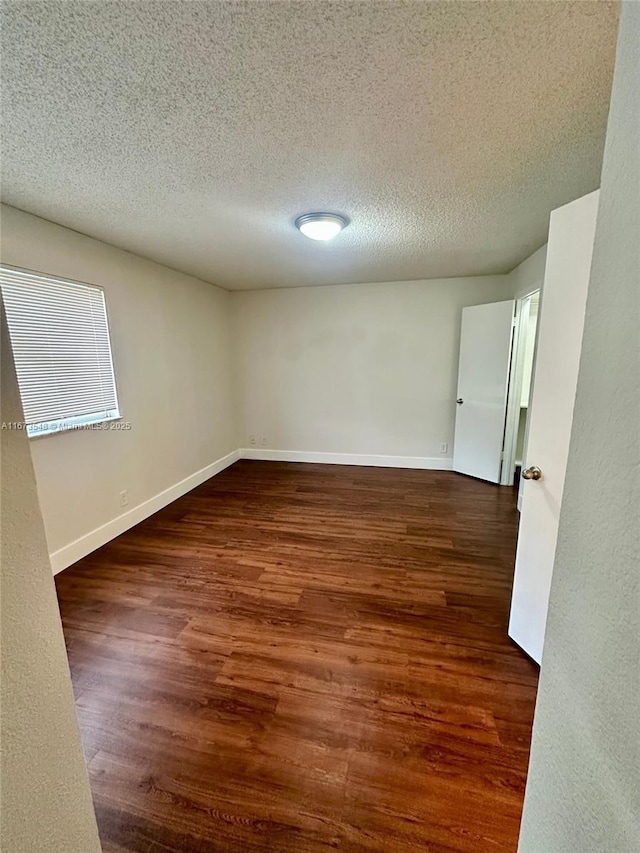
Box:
(1, 1), (619, 290)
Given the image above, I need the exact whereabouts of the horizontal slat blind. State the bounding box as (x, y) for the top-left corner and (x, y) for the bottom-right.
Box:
(1, 265), (120, 435)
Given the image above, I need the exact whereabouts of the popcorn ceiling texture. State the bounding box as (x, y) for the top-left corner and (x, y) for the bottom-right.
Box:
(1, 0), (619, 290)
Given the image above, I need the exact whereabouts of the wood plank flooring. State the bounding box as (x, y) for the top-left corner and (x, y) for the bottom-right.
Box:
(55, 461), (539, 853)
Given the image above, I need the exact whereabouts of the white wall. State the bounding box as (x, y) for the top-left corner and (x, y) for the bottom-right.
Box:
(231, 276), (513, 465)
(518, 3), (639, 849)
(509, 243), (547, 298)
(0, 300), (102, 853)
(0, 205), (237, 570)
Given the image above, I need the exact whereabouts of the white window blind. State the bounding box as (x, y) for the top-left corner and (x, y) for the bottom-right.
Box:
(1, 265), (120, 437)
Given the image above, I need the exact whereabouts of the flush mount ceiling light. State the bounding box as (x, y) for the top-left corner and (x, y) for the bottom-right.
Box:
(295, 213), (348, 241)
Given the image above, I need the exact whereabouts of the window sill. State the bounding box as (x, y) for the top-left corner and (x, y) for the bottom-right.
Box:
(27, 410), (122, 439)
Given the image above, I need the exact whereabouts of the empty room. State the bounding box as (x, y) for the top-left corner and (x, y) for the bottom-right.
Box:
(1, 2), (637, 852)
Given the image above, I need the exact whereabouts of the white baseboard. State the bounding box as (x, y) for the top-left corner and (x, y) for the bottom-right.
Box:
(50, 449), (240, 575)
(51, 447), (453, 574)
(239, 447), (453, 470)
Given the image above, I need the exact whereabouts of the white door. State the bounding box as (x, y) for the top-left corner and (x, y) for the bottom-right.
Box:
(509, 190), (599, 664)
(453, 300), (515, 483)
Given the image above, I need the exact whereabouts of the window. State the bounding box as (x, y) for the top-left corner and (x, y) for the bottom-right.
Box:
(1, 265), (120, 437)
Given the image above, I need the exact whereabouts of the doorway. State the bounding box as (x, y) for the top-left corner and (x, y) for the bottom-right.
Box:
(452, 293), (540, 488)
(500, 290), (540, 495)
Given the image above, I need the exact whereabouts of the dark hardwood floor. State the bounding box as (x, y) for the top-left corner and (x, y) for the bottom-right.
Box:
(55, 461), (538, 853)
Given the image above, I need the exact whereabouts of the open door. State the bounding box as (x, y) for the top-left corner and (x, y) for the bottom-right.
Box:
(509, 190), (599, 663)
(453, 300), (515, 483)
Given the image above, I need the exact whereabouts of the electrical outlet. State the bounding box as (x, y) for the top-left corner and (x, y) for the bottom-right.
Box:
(119, 489), (129, 508)
(261, 436), (267, 446)
(440, 442), (449, 454)
(249, 435), (256, 446)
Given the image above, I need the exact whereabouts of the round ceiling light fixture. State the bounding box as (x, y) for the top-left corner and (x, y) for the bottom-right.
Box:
(295, 212), (348, 241)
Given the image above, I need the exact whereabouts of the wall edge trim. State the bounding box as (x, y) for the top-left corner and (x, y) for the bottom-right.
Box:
(50, 448), (455, 573)
(49, 449), (240, 574)
(238, 447), (454, 470)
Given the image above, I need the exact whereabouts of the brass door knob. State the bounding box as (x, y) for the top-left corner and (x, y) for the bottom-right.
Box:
(522, 465), (542, 481)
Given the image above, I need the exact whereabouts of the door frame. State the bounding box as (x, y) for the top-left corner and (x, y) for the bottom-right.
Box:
(499, 284), (543, 487)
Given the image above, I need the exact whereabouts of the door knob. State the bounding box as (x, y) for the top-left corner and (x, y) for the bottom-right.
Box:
(456, 398), (464, 405)
(522, 465), (542, 481)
